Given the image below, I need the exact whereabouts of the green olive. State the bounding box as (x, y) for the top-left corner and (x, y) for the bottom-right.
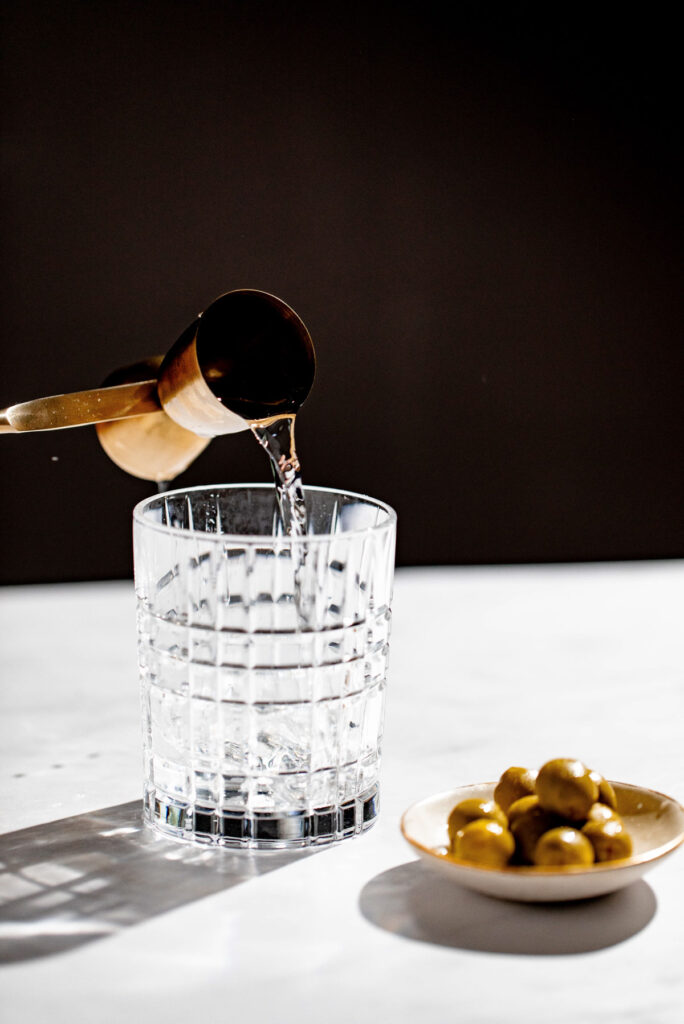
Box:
(535, 758), (599, 820)
(453, 819), (515, 868)
(494, 766), (538, 814)
(510, 804), (560, 864)
(585, 802), (620, 825)
(447, 798), (507, 848)
(589, 771), (618, 811)
(582, 818), (633, 862)
(506, 794), (540, 828)
(533, 827), (595, 867)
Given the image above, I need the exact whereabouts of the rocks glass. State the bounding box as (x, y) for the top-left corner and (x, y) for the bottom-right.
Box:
(133, 484), (396, 849)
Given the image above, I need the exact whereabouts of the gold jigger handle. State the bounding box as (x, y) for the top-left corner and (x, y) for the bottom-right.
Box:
(0, 380), (161, 433)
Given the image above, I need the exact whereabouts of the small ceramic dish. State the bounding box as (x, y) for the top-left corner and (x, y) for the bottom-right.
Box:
(400, 781), (684, 902)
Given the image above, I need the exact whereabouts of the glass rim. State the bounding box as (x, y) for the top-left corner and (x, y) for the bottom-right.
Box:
(133, 482), (397, 545)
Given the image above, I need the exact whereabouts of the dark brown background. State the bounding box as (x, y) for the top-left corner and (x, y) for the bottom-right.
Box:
(1, 2), (682, 584)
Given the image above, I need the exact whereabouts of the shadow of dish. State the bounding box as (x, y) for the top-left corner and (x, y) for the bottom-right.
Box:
(359, 861), (657, 955)
(0, 801), (315, 964)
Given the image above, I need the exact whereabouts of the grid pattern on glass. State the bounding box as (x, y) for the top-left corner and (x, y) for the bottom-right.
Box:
(134, 485), (396, 849)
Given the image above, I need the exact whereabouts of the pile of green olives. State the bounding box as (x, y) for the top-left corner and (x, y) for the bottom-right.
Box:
(447, 758), (634, 869)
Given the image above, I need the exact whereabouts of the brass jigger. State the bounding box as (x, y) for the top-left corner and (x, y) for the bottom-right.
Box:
(95, 357), (211, 482)
(0, 289), (316, 482)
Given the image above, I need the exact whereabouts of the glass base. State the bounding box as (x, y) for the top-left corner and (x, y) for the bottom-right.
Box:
(145, 785), (379, 850)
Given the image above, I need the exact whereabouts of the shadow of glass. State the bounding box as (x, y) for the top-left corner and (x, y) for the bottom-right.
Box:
(359, 861), (657, 955)
(0, 801), (315, 964)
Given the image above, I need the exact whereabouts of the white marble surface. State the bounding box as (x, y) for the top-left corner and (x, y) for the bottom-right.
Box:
(1, 562), (683, 1023)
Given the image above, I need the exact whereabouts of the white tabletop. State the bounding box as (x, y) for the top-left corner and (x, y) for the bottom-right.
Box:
(1, 561), (683, 1023)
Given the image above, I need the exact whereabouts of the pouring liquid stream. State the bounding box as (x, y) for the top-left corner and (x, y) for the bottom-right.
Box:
(250, 414), (308, 537)
(153, 415), (308, 536)
(250, 414), (313, 626)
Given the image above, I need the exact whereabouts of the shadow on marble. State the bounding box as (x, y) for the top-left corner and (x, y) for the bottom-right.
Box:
(0, 801), (315, 964)
(359, 860), (657, 955)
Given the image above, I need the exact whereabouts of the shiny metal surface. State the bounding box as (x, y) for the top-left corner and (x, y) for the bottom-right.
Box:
(95, 357), (211, 482)
(0, 289), (315, 481)
(156, 320), (247, 438)
(0, 380), (160, 433)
